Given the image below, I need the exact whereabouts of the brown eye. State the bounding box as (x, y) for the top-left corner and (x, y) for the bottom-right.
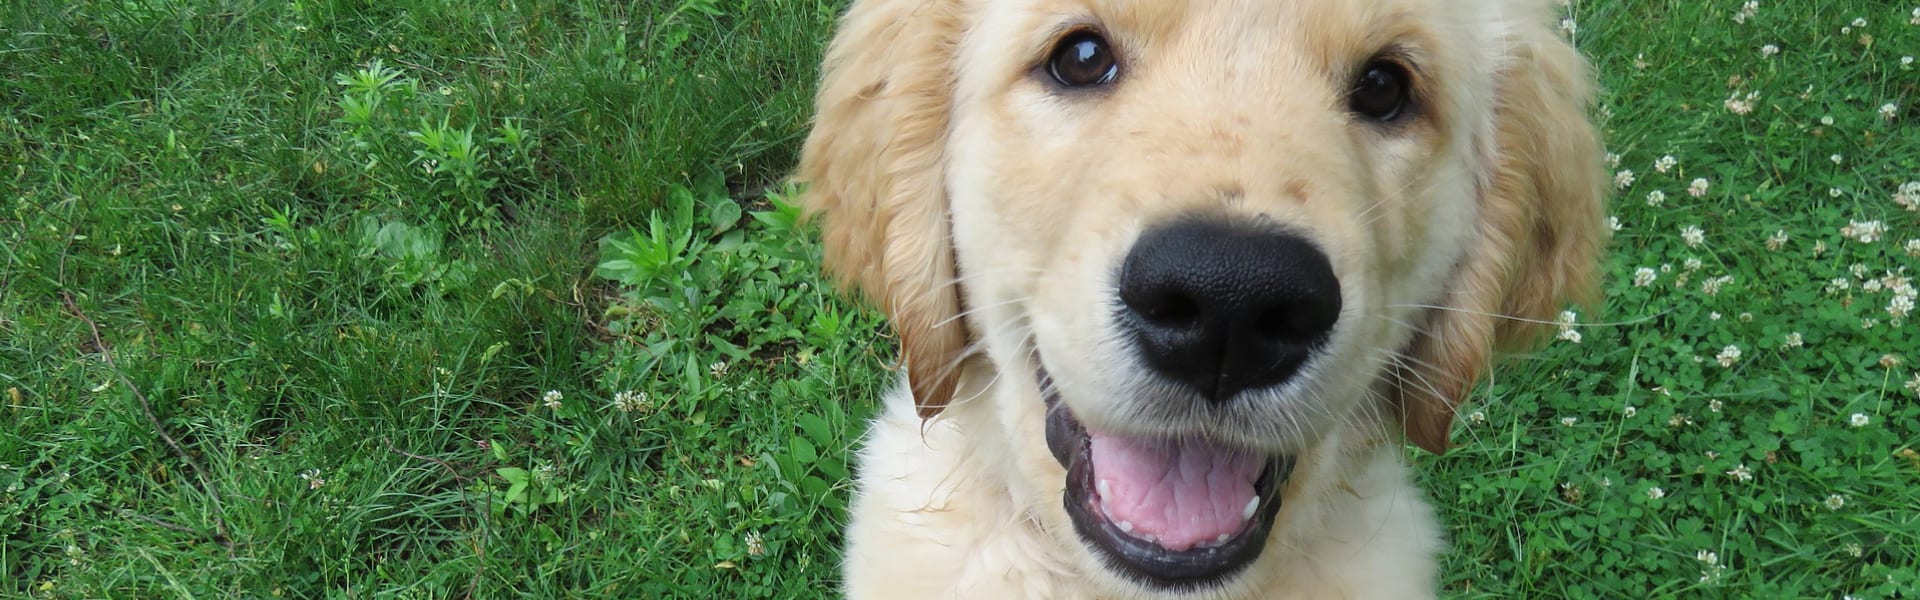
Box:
(1349, 60), (1412, 121)
(1048, 31), (1119, 87)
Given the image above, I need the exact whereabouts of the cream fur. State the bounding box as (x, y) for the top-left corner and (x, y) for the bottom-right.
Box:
(799, 0), (1606, 597)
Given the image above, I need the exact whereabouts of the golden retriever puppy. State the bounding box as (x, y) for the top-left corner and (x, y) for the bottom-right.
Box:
(799, 0), (1606, 596)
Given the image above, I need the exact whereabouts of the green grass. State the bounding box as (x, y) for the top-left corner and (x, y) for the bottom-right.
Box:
(1, 0), (1915, 597)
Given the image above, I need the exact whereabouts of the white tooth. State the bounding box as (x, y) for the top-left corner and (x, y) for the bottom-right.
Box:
(1097, 479), (1112, 499)
(1142, 534), (1157, 544)
(1117, 521), (1134, 533)
(1215, 533), (1231, 544)
(1242, 496), (1261, 521)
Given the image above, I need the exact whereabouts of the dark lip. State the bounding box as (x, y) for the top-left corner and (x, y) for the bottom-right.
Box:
(1039, 369), (1295, 589)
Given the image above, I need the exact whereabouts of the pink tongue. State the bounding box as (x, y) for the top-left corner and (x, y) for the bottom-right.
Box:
(1088, 429), (1264, 551)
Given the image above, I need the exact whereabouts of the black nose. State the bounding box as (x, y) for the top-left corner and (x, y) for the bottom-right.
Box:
(1117, 219), (1341, 402)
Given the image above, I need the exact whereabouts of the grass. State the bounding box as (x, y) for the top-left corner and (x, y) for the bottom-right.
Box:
(1, 0), (1915, 597)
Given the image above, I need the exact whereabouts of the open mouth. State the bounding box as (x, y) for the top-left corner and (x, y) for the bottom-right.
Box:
(1040, 369), (1295, 588)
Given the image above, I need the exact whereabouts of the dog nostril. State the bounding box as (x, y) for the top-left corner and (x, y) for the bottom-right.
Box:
(1127, 290), (1202, 328)
(1254, 305), (1336, 342)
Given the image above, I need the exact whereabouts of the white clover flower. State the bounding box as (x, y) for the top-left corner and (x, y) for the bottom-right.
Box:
(1760, 44), (1779, 57)
(1623, 406), (1638, 418)
(1904, 56), (1916, 67)
(709, 361), (729, 378)
(1681, 225), (1706, 248)
(1842, 220), (1885, 243)
(1830, 153), (1845, 164)
(1614, 169), (1636, 189)
(1468, 410), (1487, 424)
(1849, 413), (1870, 427)
(1716, 345), (1742, 367)
(1895, 182), (1920, 211)
(1907, 239), (1920, 257)
(1604, 152), (1622, 169)
(1688, 178), (1710, 197)
(1557, 310), (1582, 343)
(1821, 115), (1835, 126)
(745, 530), (767, 557)
(1726, 464), (1754, 482)
(1608, 216), (1622, 232)
(1724, 91), (1758, 115)
(1559, 18), (1578, 35)
(1782, 332), (1804, 349)
(1883, 103), (1901, 120)
(612, 390), (653, 414)
(1633, 267), (1658, 287)
(1830, 187), (1845, 198)
(1654, 155), (1677, 173)
(1709, 398), (1724, 412)
(1560, 416), (1579, 426)
(1684, 257), (1703, 271)
(1852, 17), (1868, 28)
(1646, 190), (1667, 206)
(1702, 276), (1733, 296)
(1733, 1), (1758, 23)
(1888, 294), (1913, 319)
(1697, 550), (1719, 565)
(1825, 494), (1846, 510)
(542, 390), (564, 410)
(1906, 373), (1920, 395)
(1766, 229), (1789, 250)
(301, 468), (326, 490)
(1912, 7), (1920, 25)
(1647, 486), (1665, 499)
(1710, 312), (1723, 321)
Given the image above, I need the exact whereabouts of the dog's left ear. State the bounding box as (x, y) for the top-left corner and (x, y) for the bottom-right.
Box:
(1395, 18), (1608, 454)
(797, 0), (968, 418)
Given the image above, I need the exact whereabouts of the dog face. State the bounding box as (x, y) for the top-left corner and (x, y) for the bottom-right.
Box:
(803, 0), (1603, 592)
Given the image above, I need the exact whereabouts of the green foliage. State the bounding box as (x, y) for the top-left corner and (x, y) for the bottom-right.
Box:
(1427, 3), (1919, 598)
(356, 217), (477, 295)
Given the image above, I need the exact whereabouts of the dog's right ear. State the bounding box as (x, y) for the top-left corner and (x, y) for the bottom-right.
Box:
(798, 0), (968, 418)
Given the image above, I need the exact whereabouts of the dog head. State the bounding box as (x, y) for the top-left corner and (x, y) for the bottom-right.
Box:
(802, 0), (1604, 591)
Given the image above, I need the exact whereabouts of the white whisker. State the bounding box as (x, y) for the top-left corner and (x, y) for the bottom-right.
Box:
(1384, 303), (1667, 328)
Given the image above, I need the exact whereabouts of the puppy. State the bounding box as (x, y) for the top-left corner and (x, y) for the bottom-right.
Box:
(799, 0), (1606, 597)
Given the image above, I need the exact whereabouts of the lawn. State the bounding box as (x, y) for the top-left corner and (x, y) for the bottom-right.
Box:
(1, 0), (1915, 598)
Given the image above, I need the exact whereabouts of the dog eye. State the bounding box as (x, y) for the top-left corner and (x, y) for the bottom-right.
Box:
(1048, 31), (1119, 87)
(1348, 60), (1412, 121)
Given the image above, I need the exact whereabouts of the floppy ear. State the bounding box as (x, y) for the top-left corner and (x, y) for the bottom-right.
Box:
(797, 0), (968, 417)
(1395, 18), (1608, 454)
